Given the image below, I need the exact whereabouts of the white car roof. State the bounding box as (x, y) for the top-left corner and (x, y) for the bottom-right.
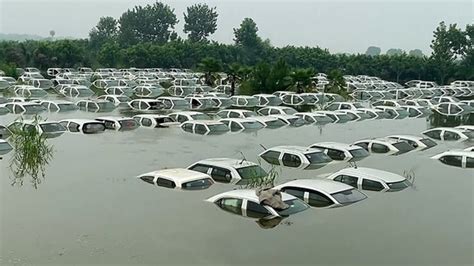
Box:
(455, 125), (474, 131)
(138, 168), (211, 185)
(96, 116), (134, 121)
(423, 127), (468, 133)
(41, 100), (74, 104)
(60, 119), (104, 124)
(432, 150), (474, 159)
(251, 116), (279, 122)
(267, 145), (322, 154)
(261, 106), (295, 110)
(311, 142), (361, 151)
(183, 120), (224, 125)
(269, 114), (299, 119)
(193, 158), (258, 169)
(220, 109), (254, 113)
(387, 135), (426, 141)
(274, 179), (354, 194)
(207, 189), (296, 203)
(133, 114), (170, 119)
(294, 112), (327, 117)
(331, 167), (406, 183)
(170, 111), (204, 116)
(220, 118), (259, 123)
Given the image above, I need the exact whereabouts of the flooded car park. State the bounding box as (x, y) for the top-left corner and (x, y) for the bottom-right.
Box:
(1, 107), (472, 264)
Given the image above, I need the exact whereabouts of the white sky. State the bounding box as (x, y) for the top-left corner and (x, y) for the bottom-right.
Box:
(0, 0), (472, 54)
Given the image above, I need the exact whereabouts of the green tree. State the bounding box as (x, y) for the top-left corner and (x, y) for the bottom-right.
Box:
(326, 69), (347, 98)
(98, 42), (121, 67)
(409, 49), (424, 57)
(289, 68), (314, 93)
(89, 16), (118, 49)
(233, 18), (262, 49)
(183, 4), (218, 42)
(118, 2), (178, 46)
(198, 57), (221, 86)
(386, 48), (404, 56)
(224, 63), (243, 96)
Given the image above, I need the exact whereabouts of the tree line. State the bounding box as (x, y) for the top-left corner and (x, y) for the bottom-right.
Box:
(0, 1), (472, 89)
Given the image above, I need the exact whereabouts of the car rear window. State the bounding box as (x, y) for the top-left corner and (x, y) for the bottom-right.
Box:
(182, 178), (213, 190)
(331, 189), (367, 204)
(392, 142), (415, 154)
(83, 123), (105, 134)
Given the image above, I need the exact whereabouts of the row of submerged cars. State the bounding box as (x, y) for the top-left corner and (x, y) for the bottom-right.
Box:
(133, 135), (472, 227)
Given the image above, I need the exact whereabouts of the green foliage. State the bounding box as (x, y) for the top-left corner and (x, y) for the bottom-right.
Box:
(326, 69), (349, 99)
(118, 2), (178, 46)
(289, 68), (315, 93)
(0, 63), (19, 79)
(183, 4), (218, 42)
(89, 16), (118, 49)
(198, 57), (222, 86)
(8, 116), (54, 189)
(386, 48), (404, 56)
(409, 49), (424, 57)
(234, 18), (262, 49)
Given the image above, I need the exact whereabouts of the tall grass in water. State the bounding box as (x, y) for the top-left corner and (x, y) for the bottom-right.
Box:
(8, 116), (54, 189)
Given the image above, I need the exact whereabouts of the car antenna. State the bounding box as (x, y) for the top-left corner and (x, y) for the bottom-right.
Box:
(239, 152), (247, 164)
(259, 144), (267, 150)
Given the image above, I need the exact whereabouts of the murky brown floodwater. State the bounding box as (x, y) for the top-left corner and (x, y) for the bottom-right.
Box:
(1, 108), (473, 265)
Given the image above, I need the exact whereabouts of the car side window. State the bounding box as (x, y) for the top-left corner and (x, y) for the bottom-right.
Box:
(229, 111), (240, 118)
(68, 122), (80, 132)
(182, 123), (193, 132)
(425, 130), (441, 139)
(246, 201), (271, 218)
(177, 115), (187, 123)
(354, 142), (369, 151)
(280, 187), (305, 199)
(216, 198), (243, 215)
(260, 150), (281, 165)
(282, 153), (302, 167)
(230, 122), (242, 131)
(210, 167), (232, 183)
(327, 149), (345, 160)
(466, 157), (474, 168)
(156, 178), (176, 188)
(443, 131), (460, 140)
(139, 176), (155, 185)
(141, 118), (152, 127)
(269, 109), (280, 115)
(259, 109), (269, 115)
(439, 155), (463, 167)
(308, 191), (334, 207)
(371, 143), (390, 153)
(362, 179), (384, 191)
(189, 164), (211, 174)
(194, 124), (207, 134)
(336, 175), (358, 188)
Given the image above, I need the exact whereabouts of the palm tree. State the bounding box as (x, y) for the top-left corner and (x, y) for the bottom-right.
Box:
(197, 57), (221, 86)
(224, 63), (244, 96)
(289, 68), (314, 93)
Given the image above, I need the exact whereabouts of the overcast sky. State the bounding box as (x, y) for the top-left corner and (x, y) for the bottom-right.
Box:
(0, 0), (471, 54)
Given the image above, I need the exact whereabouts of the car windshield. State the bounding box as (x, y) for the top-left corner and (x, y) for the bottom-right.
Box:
(243, 111), (258, 117)
(349, 148), (370, 158)
(392, 142), (415, 154)
(276, 199), (309, 216)
(331, 189), (367, 204)
(29, 89), (47, 97)
(117, 96), (131, 102)
(283, 108), (297, 115)
(241, 121), (264, 130)
(0, 142), (13, 152)
(190, 114), (211, 120)
(353, 102), (364, 108)
(207, 124), (229, 132)
(387, 180), (411, 191)
(236, 165), (268, 179)
(58, 103), (78, 111)
(305, 152), (332, 164)
(182, 178), (213, 190)
(39, 123), (66, 133)
(420, 138), (437, 148)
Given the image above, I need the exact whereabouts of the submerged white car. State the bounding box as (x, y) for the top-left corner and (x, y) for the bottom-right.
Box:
(181, 120), (229, 135)
(39, 100), (79, 112)
(422, 127), (473, 141)
(353, 138), (415, 155)
(309, 142), (370, 162)
(188, 158), (268, 184)
(431, 150), (474, 169)
(251, 116), (287, 129)
(59, 119), (106, 134)
(274, 179), (367, 208)
(95, 116), (139, 131)
(259, 146), (332, 169)
(219, 118), (264, 132)
(326, 167), (411, 192)
(7, 120), (66, 138)
(257, 106), (297, 116)
(133, 114), (179, 128)
(386, 135), (437, 150)
(137, 168), (214, 190)
(294, 112), (334, 124)
(206, 189), (309, 218)
(216, 109), (258, 119)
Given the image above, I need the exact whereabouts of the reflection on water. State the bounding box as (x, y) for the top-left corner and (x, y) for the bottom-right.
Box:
(8, 116), (54, 189)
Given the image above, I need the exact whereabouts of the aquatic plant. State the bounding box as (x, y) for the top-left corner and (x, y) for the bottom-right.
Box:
(8, 116), (54, 188)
